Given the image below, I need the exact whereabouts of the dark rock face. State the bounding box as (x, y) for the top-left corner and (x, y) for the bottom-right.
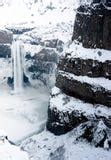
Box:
(7, 77), (13, 87)
(47, 2), (111, 148)
(56, 72), (111, 107)
(47, 106), (88, 135)
(59, 56), (111, 80)
(7, 74), (29, 87)
(23, 74), (29, 84)
(0, 29), (13, 44)
(77, 121), (107, 147)
(25, 47), (58, 86)
(0, 44), (11, 58)
(33, 48), (58, 63)
(0, 29), (13, 58)
(27, 48), (58, 75)
(47, 89), (110, 148)
(72, 4), (111, 50)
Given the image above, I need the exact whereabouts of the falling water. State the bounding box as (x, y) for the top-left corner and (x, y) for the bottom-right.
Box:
(11, 40), (24, 93)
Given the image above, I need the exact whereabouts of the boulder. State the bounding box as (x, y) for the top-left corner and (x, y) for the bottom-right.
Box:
(76, 120), (107, 147)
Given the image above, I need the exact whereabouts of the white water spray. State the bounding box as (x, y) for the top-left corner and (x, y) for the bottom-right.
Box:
(11, 40), (24, 93)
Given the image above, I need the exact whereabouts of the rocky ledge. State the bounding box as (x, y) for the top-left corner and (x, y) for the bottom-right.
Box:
(56, 71), (111, 107)
(47, 87), (111, 147)
(47, 2), (111, 148)
(59, 56), (111, 80)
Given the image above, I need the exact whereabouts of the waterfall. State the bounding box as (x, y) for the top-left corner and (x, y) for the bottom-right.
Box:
(11, 40), (24, 93)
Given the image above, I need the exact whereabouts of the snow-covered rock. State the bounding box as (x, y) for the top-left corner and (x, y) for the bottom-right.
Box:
(21, 129), (111, 160)
(47, 87), (111, 136)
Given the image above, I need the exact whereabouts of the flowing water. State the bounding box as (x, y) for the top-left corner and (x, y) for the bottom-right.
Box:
(11, 40), (24, 93)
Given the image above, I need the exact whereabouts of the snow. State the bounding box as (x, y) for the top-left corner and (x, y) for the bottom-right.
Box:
(0, 85), (50, 143)
(0, 0), (110, 160)
(21, 129), (111, 160)
(0, 139), (29, 160)
(0, 0), (77, 28)
(65, 42), (111, 62)
(59, 70), (111, 91)
(0, 129), (7, 137)
(50, 87), (111, 118)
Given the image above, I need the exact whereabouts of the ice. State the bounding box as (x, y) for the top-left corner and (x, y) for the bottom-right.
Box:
(0, 86), (49, 143)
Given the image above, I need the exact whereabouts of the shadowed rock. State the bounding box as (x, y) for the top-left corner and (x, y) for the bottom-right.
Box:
(0, 29), (13, 44)
(72, 4), (111, 50)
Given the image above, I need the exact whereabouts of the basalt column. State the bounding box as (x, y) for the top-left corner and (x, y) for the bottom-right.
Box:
(47, 1), (111, 147)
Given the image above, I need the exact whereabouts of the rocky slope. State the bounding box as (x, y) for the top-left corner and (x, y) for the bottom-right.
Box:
(47, 2), (111, 147)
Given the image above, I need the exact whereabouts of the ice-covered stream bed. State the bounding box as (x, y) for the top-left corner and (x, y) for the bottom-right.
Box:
(0, 85), (50, 144)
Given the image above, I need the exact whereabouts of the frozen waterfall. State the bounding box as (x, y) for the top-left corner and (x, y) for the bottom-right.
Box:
(11, 40), (24, 93)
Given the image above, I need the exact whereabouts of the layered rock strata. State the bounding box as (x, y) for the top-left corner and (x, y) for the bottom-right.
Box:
(47, 2), (111, 147)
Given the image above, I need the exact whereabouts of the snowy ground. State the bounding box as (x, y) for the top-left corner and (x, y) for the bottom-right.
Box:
(21, 129), (111, 160)
(0, 139), (29, 160)
(0, 0), (77, 28)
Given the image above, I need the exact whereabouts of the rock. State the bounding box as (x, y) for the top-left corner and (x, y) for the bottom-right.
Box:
(59, 56), (111, 80)
(6, 26), (35, 34)
(7, 77), (13, 87)
(0, 29), (12, 58)
(47, 88), (110, 140)
(28, 62), (56, 74)
(0, 29), (13, 44)
(0, 44), (11, 58)
(47, 1), (111, 149)
(34, 48), (58, 63)
(56, 72), (111, 107)
(26, 48), (58, 85)
(72, 4), (111, 50)
(23, 74), (29, 84)
(56, 40), (64, 53)
(76, 120), (107, 147)
(43, 39), (58, 48)
(47, 106), (88, 135)
(7, 74), (29, 87)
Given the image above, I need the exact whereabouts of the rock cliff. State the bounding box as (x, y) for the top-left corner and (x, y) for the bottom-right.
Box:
(47, 2), (111, 147)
